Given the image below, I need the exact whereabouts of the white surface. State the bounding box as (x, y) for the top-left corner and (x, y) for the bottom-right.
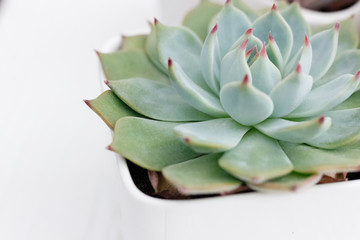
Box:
(0, 0), (159, 239)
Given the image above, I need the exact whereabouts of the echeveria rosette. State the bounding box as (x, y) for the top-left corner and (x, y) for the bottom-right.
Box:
(86, 0), (360, 195)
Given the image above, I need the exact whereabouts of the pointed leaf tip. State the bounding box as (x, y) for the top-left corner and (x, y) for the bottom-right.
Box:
(255, 46), (260, 56)
(184, 137), (190, 143)
(242, 74), (250, 85)
(84, 99), (91, 107)
(211, 24), (218, 34)
(356, 70), (360, 80)
(246, 45), (256, 57)
(226, 0), (231, 4)
(240, 38), (249, 50)
(106, 145), (114, 151)
(168, 58), (173, 67)
(154, 17), (159, 25)
(260, 43), (267, 57)
(269, 32), (274, 42)
(318, 116), (326, 124)
(296, 64), (302, 73)
(104, 80), (110, 86)
(335, 22), (340, 31)
(271, 3), (278, 11)
(304, 33), (310, 46)
(245, 28), (253, 35)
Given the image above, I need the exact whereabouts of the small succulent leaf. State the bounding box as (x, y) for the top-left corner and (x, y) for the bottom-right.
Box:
(284, 35), (312, 76)
(97, 50), (169, 84)
(332, 90), (360, 111)
(286, 74), (360, 118)
(201, 25), (221, 94)
(219, 130), (293, 184)
(316, 50), (360, 87)
(182, 0), (222, 41)
(85, 90), (141, 129)
(248, 172), (321, 193)
(173, 118), (250, 153)
(280, 3), (311, 59)
(281, 140), (360, 174)
(120, 34), (147, 50)
(253, 6), (293, 62)
(250, 44), (282, 94)
(168, 59), (227, 117)
(229, 28), (263, 54)
(306, 108), (360, 149)
(146, 21), (212, 91)
(255, 116), (331, 143)
(309, 25), (339, 81)
(217, 1), (251, 57)
(220, 41), (252, 87)
(232, 0), (259, 21)
(108, 78), (212, 122)
(110, 117), (200, 171)
(266, 35), (284, 72)
(220, 77), (274, 126)
(163, 153), (242, 195)
(270, 66), (313, 117)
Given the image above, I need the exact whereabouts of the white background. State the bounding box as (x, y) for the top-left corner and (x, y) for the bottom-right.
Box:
(0, 0), (159, 239)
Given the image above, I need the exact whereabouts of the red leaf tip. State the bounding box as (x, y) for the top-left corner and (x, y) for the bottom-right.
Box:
(84, 99), (91, 107)
(184, 137), (190, 143)
(271, 3), (278, 11)
(240, 38), (249, 50)
(356, 70), (360, 80)
(211, 24), (218, 34)
(318, 116), (326, 125)
(246, 45), (256, 57)
(106, 145), (114, 151)
(269, 31), (274, 42)
(242, 74), (250, 85)
(304, 33), (310, 46)
(296, 64), (302, 73)
(168, 58), (173, 67)
(245, 28), (253, 35)
(260, 43), (267, 57)
(255, 46), (260, 56)
(104, 80), (110, 86)
(226, 0), (231, 4)
(335, 22), (340, 31)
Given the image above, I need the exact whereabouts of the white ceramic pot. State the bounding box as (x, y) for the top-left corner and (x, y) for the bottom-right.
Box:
(99, 37), (360, 240)
(158, 0), (360, 29)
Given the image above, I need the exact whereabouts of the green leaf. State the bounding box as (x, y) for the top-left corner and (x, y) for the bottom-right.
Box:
(168, 59), (227, 117)
(255, 116), (331, 143)
(200, 25), (221, 94)
(286, 74), (359, 118)
(120, 34), (147, 50)
(173, 118), (250, 153)
(146, 21), (210, 91)
(250, 44), (281, 94)
(284, 34), (312, 76)
(253, 6), (293, 62)
(219, 130), (293, 184)
(163, 153), (242, 195)
(281, 140), (360, 174)
(85, 90), (141, 129)
(182, 0), (222, 41)
(266, 35), (284, 72)
(232, 0), (259, 21)
(110, 117), (200, 171)
(97, 49), (169, 84)
(220, 40), (251, 87)
(229, 28), (263, 61)
(270, 65), (313, 117)
(306, 108), (360, 149)
(220, 76), (274, 126)
(217, 1), (251, 57)
(316, 50), (360, 87)
(248, 172), (321, 192)
(309, 25), (339, 81)
(108, 78), (211, 122)
(332, 90), (360, 110)
(280, 3), (311, 59)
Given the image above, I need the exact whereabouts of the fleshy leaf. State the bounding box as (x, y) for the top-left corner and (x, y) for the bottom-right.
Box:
(163, 153), (242, 195)
(250, 43), (281, 94)
(97, 50), (169, 84)
(107, 78), (211, 122)
(280, 3), (311, 59)
(270, 64), (313, 117)
(309, 24), (339, 81)
(266, 33), (284, 72)
(220, 39), (251, 87)
(168, 59), (227, 117)
(220, 75), (274, 126)
(284, 34), (312, 76)
(255, 116), (331, 143)
(281, 141), (360, 174)
(173, 118), (250, 153)
(253, 5), (293, 62)
(120, 34), (147, 50)
(286, 74), (360, 118)
(332, 90), (360, 110)
(219, 130), (293, 184)
(201, 25), (221, 94)
(316, 50), (360, 87)
(248, 172), (321, 192)
(146, 21), (211, 91)
(182, 0), (222, 41)
(232, 0), (259, 21)
(216, 1), (251, 57)
(229, 28), (263, 55)
(306, 108), (360, 149)
(109, 117), (200, 171)
(85, 90), (141, 129)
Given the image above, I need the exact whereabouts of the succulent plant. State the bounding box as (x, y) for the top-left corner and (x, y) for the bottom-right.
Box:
(86, 0), (360, 195)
